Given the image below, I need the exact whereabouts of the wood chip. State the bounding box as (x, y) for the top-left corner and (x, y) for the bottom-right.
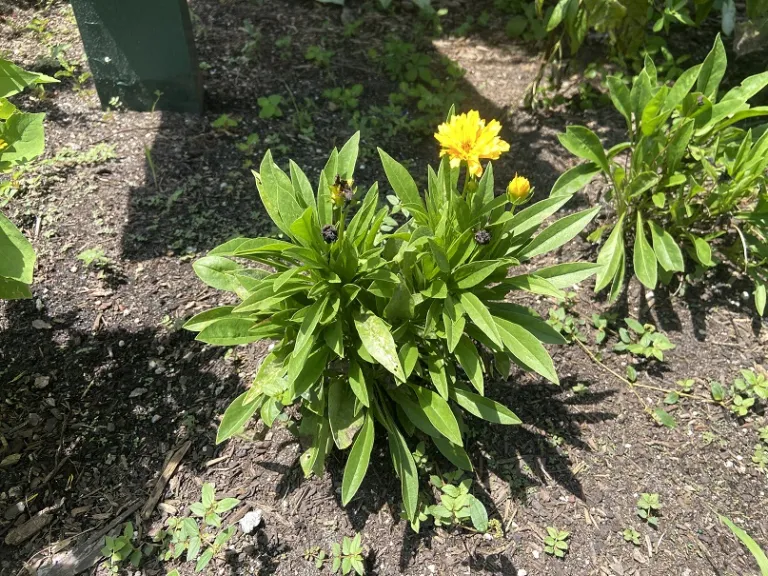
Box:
(5, 513), (53, 546)
(140, 440), (191, 520)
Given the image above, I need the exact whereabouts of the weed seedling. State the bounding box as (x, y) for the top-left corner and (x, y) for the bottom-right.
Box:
(305, 45), (334, 67)
(304, 534), (365, 575)
(427, 471), (488, 532)
(77, 247), (111, 269)
(258, 94), (283, 119)
(211, 114), (239, 131)
(101, 522), (150, 572)
(544, 526), (570, 558)
(614, 319), (674, 361)
(636, 493), (661, 527)
(622, 527), (641, 546)
(753, 444), (768, 471)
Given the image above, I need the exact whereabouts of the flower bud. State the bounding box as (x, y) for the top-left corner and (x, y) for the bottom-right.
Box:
(322, 224), (338, 244)
(330, 174), (355, 207)
(506, 174), (531, 205)
(474, 229), (491, 245)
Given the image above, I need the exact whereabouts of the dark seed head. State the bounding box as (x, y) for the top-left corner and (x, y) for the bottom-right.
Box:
(322, 224), (338, 244)
(719, 171), (732, 183)
(697, 95), (705, 105)
(475, 229), (491, 245)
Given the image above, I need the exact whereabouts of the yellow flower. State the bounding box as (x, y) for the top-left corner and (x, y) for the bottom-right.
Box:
(507, 174), (531, 204)
(0, 138), (8, 152)
(434, 110), (510, 177)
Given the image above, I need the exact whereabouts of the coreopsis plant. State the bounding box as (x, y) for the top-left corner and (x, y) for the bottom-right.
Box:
(558, 35), (768, 314)
(186, 110), (599, 525)
(0, 59), (57, 300)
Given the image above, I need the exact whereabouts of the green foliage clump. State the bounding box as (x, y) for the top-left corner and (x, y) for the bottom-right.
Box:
(186, 112), (600, 526)
(559, 35), (768, 314)
(0, 58), (57, 300)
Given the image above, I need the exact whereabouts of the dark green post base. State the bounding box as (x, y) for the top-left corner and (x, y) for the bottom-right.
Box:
(70, 0), (203, 114)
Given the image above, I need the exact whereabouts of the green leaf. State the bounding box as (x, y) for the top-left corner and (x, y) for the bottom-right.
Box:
(754, 280), (766, 316)
(255, 152), (294, 235)
(547, 0), (570, 30)
(197, 318), (261, 346)
(432, 436), (473, 471)
(289, 160), (316, 211)
(0, 276), (32, 299)
(625, 172), (661, 198)
(595, 215), (626, 293)
(459, 292), (503, 349)
(633, 213), (657, 289)
(534, 262), (602, 288)
(216, 391), (263, 443)
(348, 359), (371, 407)
(337, 132), (360, 179)
(640, 86), (670, 136)
(388, 425), (419, 521)
(550, 162), (601, 197)
(557, 126), (610, 174)
(469, 497), (489, 532)
(697, 34), (726, 99)
(295, 297), (326, 355)
(722, 70), (768, 104)
(453, 260), (509, 289)
(506, 195), (572, 238)
(649, 222), (684, 272)
(719, 515), (768, 576)
(450, 386), (521, 425)
(661, 64), (701, 116)
(193, 256), (241, 293)
(354, 310), (405, 381)
(0, 212), (35, 285)
(341, 412), (375, 505)
(520, 206), (600, 259)
(454, 336), (484, 395)
(1, 112), (46, 167)
(606, 75), (632, 127)
(427, 355), (450, 399)
(495, 317), (559, 384)
(378, 148), (427, 223)
(503, 274), (565, 299)
(384, 280), (415, 321)
(0, 59), (58, 99)
(328, 379), (365, 450)
(690, 235), (714, 267)
(653, 408), (677, 429)
(411, 384), (463, 446)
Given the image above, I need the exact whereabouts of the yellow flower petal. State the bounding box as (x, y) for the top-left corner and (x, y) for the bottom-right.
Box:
(434, 110), (509, 177)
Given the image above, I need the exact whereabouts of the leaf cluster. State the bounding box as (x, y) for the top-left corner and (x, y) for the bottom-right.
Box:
(560, 35), (768, 314)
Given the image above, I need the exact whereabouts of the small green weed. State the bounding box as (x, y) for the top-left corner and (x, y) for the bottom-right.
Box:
(636, 493), (661, 527)
(258, 94), (283, 119)
(211, 114), (239, 131)
(101, 522), (151, 572)
(303, 534), (365, 575)
(77, 247), (111, 269)
(622, 527), (641, 546)
(544, 526), (570, 558)
(323, 84), (363, 112)
(305, 45), (334, 67)
(426, 471), (488, 532)
(614, 319), (675, 361)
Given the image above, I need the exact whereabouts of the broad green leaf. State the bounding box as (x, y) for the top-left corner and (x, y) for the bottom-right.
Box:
(719, 515), (768, 575)
(197, 318), (261, 346)
(755, 280), (766, 316)
(557, 126), (610, 174)
(633, 213), (657, 289)
(520, 206), (600, 258)
(432, 436), (473, 471)
(246, 351), (288, 404)
(450, 386), (521, 425)
(427, 355), (450, 399)
(354, 311), (405, 381)
(469, 497), (488, 532)
(547, 0), (570, 30)
(690, 235), (714, 266)
(550, 162), (600, 197)
(606, 75), (632, 127)
(209, 237), (294, 258)
(640, 86), (670, 136)
(349, 359), (371, 407)
(454, 336), (484, 395)
(653, 407), (677, 428)
(595, 215), (626, 293)
(255, 151), (293, 235)
(626, 172), (661, 198)
(192, 256), (241, 293)
(388, 425), (419, 521)
(507, 195), (572, 238)
(328, 379), (365, 450)
(459, 292), (503, 349)
(0, 112), (46, 166)
(649, 221), (684, 272)
(697, 34), (726, 99)
(295, 297), (326, 354)
(216, 391), (263, 443)
(453, 260), (508, 289)
(722, 70), (768, 103)
(495, 317), (559, 384)
(666, 119), (694, 175)
(0, 212), (35, 284)
(384, 280), (415, 321)
(661, 65), (701, 116)
(378, 148), (427, 223)
(289, 160), (316, 210)
(337, 131), (360, 179)
(503, 274), (565, 299)
(534, 262), (602, 289)
(489, 302), (566, 345)
(0, 276), (32, 299)
(341, 412), (375, 505)
(0, 59), (58, 99)
(410, 384), (463, 446)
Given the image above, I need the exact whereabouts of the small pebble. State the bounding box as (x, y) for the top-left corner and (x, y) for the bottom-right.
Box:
(239, 509), (263, 534)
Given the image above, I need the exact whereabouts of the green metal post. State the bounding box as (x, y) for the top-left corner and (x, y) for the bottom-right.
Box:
(70, 0), (203, 113)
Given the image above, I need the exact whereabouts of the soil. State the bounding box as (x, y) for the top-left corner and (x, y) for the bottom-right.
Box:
(1, 1), (767, 576)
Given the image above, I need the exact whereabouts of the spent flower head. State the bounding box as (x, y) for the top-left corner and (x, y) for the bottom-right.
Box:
(322, 224), (338, 244)
(330, 175), (355, 207)
(474, 229), (491, 245)
(434, 110), (509, 178)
